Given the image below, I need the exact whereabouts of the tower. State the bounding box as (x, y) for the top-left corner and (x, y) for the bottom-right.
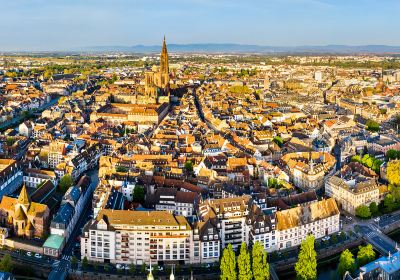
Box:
(160, 36), (169, 75)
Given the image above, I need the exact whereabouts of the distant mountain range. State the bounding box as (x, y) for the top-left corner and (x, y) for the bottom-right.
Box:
(84, 44), (400, 54)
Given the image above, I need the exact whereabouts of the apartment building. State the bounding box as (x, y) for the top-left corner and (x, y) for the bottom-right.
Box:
(0, 159), (23, 199)
(198, 196), (251, 250)
(81, 210), (193, 265)
(23, 168), (57, 188)
(276, 198), (340, 250)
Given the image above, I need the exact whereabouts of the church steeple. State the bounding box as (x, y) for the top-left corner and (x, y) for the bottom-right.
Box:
(160, 36), (169, 74)
(17, 184), (31, 208)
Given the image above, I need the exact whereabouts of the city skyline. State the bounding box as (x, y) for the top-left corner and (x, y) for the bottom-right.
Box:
(1, 0), (400, 51)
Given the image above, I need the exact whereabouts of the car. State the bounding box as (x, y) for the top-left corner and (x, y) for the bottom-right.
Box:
(116, 264), (123, 269)
(374, 217), (380, 222)
(322, 236), (331, 242)
(346, 216), (353, 221)
(26, 252), (32, 257)
(35, 253), (42, 259)
(158, 266), (164, 271)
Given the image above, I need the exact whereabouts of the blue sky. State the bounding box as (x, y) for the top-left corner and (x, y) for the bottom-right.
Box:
(1, 0), (399, 51)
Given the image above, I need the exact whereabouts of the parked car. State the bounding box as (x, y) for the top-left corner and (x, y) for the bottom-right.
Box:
(26, 252), (32, 257)
(116, 264), (124, 269)
(322, 236), (331, 242)
(35, 253), (42, 259)
(374, 217), (380, 222)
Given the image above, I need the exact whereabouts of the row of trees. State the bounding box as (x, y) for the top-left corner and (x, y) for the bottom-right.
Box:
(220, 242), (270, 280)
(338, 244), (375, 276)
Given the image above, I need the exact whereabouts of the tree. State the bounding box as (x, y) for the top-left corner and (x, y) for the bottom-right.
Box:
(384, 194), (395, 213)
(331, 234), (338, 244)
(132, 185), (145, 204)
(252, 242), (270, 280)
(387, 150), (400, 160)
(340, 231), (347, 241)
(338, 249), (356, 276)
(351, 155), (361, 163)
(357, 244), (376, 266)
(387, 160), (400, 186)
(116, 166), (129, 173)
(355, 205), (371, 219)
(82, 256), (88, 270)
(369, 202), (379, 216)
(237, 242), (252, 280)
(220, 243), (237, 280)
(273, 136), (283, 148)
(59, 174), (73, 193)
(295, 235), (317, 280)
(0, 254), (13, 273)
(141, 263), (146, 273)
(184, 160), (194, 173)
(129, 263), (136, 274)
(71, 255), (78, 269)
(366, 119), (380, 132)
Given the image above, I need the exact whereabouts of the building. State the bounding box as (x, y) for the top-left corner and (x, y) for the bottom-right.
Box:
(48, 141), (66, 169)
(198, 196), (252, 250)
(276, 198), (340, 250)
(23, 168), (58, 188)
(280, 152), (336, 192)
(325, 170), (380, 215)
(81, 210), (193, 265)
(358, 251), (400, 280)
(144, 37), (170, 104)
(0, 185), (50, 239)
(0, 159), (23, 199)
(192, 220), (221, 264)
(153, 187), (199, 217)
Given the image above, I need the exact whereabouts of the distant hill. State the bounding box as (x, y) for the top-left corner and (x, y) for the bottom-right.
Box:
(84, 44), (400, 54)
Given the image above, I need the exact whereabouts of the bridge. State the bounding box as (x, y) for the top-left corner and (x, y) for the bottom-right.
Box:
(359, 224), (398, 255)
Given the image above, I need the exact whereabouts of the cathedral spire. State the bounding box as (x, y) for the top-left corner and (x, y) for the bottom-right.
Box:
(160, 36), (169, 74)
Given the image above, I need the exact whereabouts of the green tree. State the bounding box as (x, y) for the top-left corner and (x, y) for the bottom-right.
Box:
(220, 243), (237, 280)
(252, 242), (270, 280)
(82, 256), (88, 270)
(71, 255), (78, 269)
(355, 205), (371, 219)
(351, 155), (361, 163)
(338, 249), (356, 277)
(331, 234), (338, 244)
(387, 160), (400, 186)
(366, 119), (380, 132)
(129, 263), (136, 274)
(59, 174), (74, 193)
(0, 254), (13, 273)
(384, 194), (395, 213)
(387, 150), (400, 160)
(369, 202), (379, 216)
(237, 242), (252, 280)
(132, 185), (145, 204)
(116, 166), (129, 173)
(273, 136), (283, 147)
(141, 263), (146, 273)
(295, 235), (317, 280)
(184, 160), (194, 173)
(356, 244), (376, 266)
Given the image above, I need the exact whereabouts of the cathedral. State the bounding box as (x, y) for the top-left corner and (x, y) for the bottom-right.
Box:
(0, 185), (50, 238)
(144, 36), (170, 104)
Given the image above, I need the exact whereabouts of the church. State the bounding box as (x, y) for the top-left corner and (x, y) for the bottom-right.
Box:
(0, 185), (50, 238)
(144, 36), (170, 104)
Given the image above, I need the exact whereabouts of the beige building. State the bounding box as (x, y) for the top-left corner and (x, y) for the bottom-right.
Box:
(276, 198), (340, 250)
(325, 172), (380, 215)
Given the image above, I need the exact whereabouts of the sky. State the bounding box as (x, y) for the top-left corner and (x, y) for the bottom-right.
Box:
(1, 0), (400, 51)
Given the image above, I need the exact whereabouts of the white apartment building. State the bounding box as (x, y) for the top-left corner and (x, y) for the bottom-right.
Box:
(81, 210), (193, 265)
(276, 198), (340, 250)
(23, 168), (58, 188)
(198, 196), (251, 250)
